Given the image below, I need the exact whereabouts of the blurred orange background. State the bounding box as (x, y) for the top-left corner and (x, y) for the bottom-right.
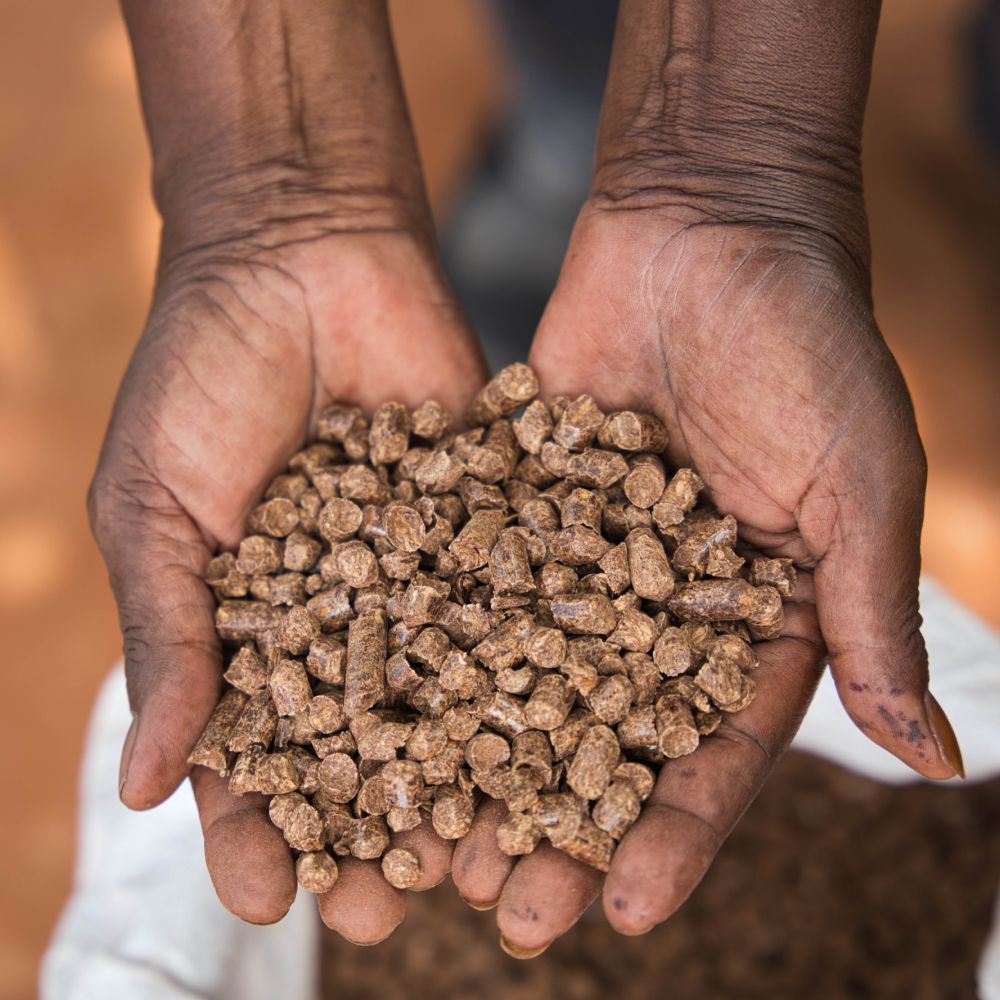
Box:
(0, 1), (997, 996)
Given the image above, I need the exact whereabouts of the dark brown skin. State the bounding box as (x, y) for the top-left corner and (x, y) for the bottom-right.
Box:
(90, 0), (962, 952)
(90, 0), (484, 943)
(452, 0), (963, 955)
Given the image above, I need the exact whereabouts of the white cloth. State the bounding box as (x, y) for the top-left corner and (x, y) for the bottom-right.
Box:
(41, 576), (1000, 998)
(40, 668), (319, 1000)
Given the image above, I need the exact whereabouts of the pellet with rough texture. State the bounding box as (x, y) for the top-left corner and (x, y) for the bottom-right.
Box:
(296, 850), (339, 893)
(344, 610), (387, 717)
(655, 694), (700, 758)
(497, 811), (544, 856)
(381, 847), (422, 888)
(188, 689), (249, 772)
(196, 363), (782, 885)
(411, 399), (451, 441)
(566, 725), (619, 800)
(316, 753), (359, 803)
(593, 780), (642, 839)
(626, 527), (675, 603)
(369, 401), (411, 465)
(466, 362), (539, 425)
(432, 789), (475, 839)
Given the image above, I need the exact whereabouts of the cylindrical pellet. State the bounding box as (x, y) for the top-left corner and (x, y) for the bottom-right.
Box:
(344, 610), (387, 717)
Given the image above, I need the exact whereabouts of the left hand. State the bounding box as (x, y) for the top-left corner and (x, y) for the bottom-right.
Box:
(451, 200), (962, 954)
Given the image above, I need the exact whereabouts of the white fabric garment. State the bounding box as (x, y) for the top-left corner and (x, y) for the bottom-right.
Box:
(41, 576), (1000, 999)
(39, 668), (319, 1000)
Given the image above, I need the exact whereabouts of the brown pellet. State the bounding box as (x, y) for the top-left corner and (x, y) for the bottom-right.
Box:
(566, 725), (619, 800)
(381, 847), (422, 889)
(626, 527), (675, 603)
(248, 497), (300, 538)
(350, 815), (391, 860)
(269, 658), (312, 718)
(197, 364), (777, 883)
(236, 535), (284, 575)
(383, 502), (426, 553)
(381, 759), (425, 808)
(187, 689), (248, 772)
(497, 811), (544, 856)
(344, 610), (387, 717)
(318, 498), (363, 543)
(297, 850), (339, 893)
(550, 593), (618, 636)
(316, 753), (359, 803)
(369, 401), (411, 465)
(597, 411), (669, 453)
(431, 789), (475, 839)
(593, 781), (641, 839)
(411, 400), (451, 441)
(654, 694), (700, 758)
(466, 362), (539, 425)
(465, 732), (511, 771)
(513, 399), (553, 454)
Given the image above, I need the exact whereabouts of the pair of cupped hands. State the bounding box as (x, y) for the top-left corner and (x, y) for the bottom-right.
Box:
(88, 165), (960, 955)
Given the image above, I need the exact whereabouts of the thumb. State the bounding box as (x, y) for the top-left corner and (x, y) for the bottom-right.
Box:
(805, 442), (964, 781)
(89, 468), (222, 810)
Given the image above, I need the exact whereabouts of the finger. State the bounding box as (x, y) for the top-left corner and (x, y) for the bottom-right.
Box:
(603, 600), (823, 935)
(451, 798), (515, 910)
(801, 429), (963, 779)
(390, 819), (453, 891)
(89, 471), (221, 810)
(496, 844), (603, 958)
(191, 766), (296, 925)
(317, 858), (406, 945)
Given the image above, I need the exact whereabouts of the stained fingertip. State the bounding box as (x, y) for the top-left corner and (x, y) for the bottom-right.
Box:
(451, 799), (514, 909)
(833, 672), (957, 780)
(390, 822), (454, 891)
(317, 858), (406, 945)
(497, 844), (601, 953)
(602, 804), (716, 935)
(203, 807), (296, 925)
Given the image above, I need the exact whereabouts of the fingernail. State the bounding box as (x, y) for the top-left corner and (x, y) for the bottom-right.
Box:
(500, 934), (550, 960)
(924, 691), (965, 780)
(119, 713), (138, 799)
(462, 895), (499, 912)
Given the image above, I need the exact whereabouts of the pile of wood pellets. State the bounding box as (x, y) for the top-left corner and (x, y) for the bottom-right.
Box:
(190, 364), (795, 893)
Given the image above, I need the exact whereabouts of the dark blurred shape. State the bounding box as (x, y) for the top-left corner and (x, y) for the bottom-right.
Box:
(441, 1), (618, 370)
(321, 752), (1000, 998)
(969, 0), (1000, 171)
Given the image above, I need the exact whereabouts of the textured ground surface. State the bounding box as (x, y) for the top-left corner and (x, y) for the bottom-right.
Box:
(321, 752), (1000, 999)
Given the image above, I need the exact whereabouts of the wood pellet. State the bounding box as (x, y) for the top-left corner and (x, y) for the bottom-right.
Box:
(190, 363), (791, 886)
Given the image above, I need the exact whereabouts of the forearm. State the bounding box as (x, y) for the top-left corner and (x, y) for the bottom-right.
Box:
(122, 0), (427, 250)
(594, 0), (881, 266)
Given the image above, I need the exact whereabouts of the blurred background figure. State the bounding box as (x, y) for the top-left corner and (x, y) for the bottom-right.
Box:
(1, 1), (998, 998)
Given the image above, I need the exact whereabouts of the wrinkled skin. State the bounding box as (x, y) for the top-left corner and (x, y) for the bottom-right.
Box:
(89, 222), (487, 940)
(90, 192), (954, 949)
(451, 203), (951, 954)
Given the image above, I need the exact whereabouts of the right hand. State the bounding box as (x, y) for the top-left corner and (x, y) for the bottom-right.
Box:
(88, 192), (487, 942)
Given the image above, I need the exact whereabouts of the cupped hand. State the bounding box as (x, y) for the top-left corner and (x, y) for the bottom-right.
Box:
(89, 213), (487, 941)
(451, 204), (963, 953)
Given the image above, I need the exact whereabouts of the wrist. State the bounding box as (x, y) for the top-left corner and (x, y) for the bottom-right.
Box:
(591, 113), (869, 274)
(592, 0), (879, 275)
(156, 155), (430, 275)
(125, 0), (431, 266)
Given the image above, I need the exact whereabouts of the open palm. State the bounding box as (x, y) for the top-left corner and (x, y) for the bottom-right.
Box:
(451, 206), (957, 953)
(89, 230), (486, 941)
